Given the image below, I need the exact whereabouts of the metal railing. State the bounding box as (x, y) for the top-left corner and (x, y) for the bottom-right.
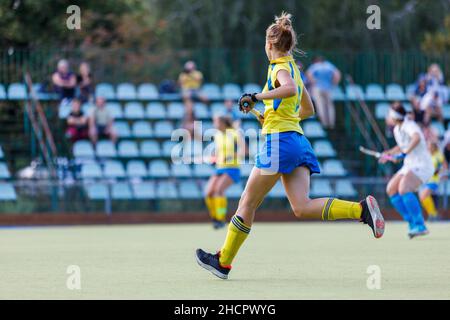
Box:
(23, 73), (58, 179)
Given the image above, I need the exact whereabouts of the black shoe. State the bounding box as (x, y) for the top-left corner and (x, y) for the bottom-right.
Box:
(195, 249), (231, 279)
(213, 220), (226, 230)
(360, 195), (385, 239)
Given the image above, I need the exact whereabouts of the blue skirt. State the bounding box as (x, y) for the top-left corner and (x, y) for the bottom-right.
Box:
(424, 182), (439, 193)
(255, 131), (321, 174)
(216, 168), (241, 183)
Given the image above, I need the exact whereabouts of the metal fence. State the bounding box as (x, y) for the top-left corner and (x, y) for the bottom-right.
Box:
(1, 48), (449, 86)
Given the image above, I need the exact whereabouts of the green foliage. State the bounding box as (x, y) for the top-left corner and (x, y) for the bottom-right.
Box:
(1, 0), (449, 51)
(0, 0), (449, 84)
(422, 15), (450, 53)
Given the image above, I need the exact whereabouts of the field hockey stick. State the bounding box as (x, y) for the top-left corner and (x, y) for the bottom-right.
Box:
(242, 101), (264, 124)
(359, 146), (382, 159)
(359, 146), (405, 162)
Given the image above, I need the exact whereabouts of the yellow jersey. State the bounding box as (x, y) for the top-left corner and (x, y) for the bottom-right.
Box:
(214, 129), (240, 168)
(261, 55), (304, 135)
(429, 150), (445, 183)
(178, 70), (203, 90)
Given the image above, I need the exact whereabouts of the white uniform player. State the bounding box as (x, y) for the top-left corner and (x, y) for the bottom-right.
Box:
(385, 105), (430, 238)
(393, 118), (433, 184)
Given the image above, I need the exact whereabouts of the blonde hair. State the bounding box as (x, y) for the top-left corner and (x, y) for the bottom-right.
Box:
(266, 12), (298, 54)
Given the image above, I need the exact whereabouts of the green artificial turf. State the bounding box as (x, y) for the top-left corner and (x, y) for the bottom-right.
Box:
(1, 222), (449, 299)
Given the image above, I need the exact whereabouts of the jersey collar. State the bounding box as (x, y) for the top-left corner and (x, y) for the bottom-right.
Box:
(270, 55), (294, 64)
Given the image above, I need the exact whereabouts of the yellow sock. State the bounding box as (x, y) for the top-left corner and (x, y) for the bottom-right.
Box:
(215, 196), (227, 222)
(421, 195), (437, 217)
(205, 196), (216, 220)
(219, 215), (250, 267)
(322, 198), (362, 220)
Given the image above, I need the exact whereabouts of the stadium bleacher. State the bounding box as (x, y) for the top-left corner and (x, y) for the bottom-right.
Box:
(3, 81), (450, 203)
(55, 82), (363, 201)
(0, 144), (16, 201)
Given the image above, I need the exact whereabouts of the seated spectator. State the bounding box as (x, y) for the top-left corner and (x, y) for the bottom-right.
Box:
(178, 61), (208, 117)
(159, 79), (177, 95)
(65, 98), (88, 143)
(76, 62), (93, 103)
(306, 56), (341, 129)
(421, 91), (444, 125)
(421, 64), (445, 124)
(223, 99), (241, 129)
(409, 77), (427, 124)
(89, 97), (117, 144)
(52, 59), (76, 101)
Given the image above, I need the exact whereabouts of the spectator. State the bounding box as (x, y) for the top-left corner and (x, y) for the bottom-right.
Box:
(76, 62), (93, 103)
(89, 97), (117, 144)
(52, 59), (76, 101)
(223, 99), (241, 129)
(409, 77), (428, 124)
(178, 61), (208, 117)
(65, 98), (88, 143)
(421, 64), (446, 124)
(306, 56), (341, 129)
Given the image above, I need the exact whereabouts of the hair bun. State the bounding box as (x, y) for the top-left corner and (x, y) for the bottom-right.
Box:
(275, 12), (293, 30)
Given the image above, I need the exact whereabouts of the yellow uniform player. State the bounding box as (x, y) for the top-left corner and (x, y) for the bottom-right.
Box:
(205, 115), (245, 229)
(196, 12), (385, 280)
(420, 141), (447, 221)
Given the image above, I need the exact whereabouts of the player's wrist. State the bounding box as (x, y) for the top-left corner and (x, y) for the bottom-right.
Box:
(251, 93), (260, 102)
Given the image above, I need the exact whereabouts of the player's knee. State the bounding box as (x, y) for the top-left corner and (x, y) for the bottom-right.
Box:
(398, 185), (410, 195)
(291, 200), (309, 218)
(213, 188), (224, 197)
(386, 184), (397, 196)
(292, 207), (304, 218)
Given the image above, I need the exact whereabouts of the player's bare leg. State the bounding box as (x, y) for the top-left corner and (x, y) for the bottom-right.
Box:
(234, 167), (281, 226)
(282, 166), (385, 238)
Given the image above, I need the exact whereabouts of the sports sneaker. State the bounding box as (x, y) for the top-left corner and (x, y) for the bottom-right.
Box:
(360, 195), (385, 239)
(195, 249), (231, 279)
(408, 225), (429, 239)
(212, 219), (226, 230)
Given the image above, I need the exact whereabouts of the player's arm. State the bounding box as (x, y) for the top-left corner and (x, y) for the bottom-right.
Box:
(383, 145), (401, 155)
(403, 133), (420, 155)
(379, 145), (402, 164)
(299, 88), (315, 120)
(239, 70), (296, 112)
(255, 70), (296, 100)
